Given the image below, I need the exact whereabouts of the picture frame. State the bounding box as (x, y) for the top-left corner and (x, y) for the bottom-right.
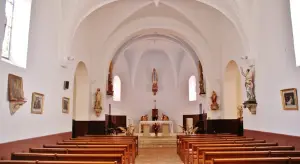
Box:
(8, 74), (25, 101)
(280, 88), (298, 110)
(31, 92), (44, 114)
(62, 97), (70, 114)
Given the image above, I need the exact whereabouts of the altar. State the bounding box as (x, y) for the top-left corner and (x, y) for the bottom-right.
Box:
(139, 121), (174, 135)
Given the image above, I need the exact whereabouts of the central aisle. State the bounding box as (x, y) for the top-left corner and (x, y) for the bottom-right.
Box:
(135, 148), (182, 164)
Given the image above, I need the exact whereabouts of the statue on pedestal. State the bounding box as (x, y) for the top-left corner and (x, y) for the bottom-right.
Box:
(240, 65), (257, 114)
(240, 65), (256, 102)
(107, 61), (114, 96)
(210, 91), (219, 110)
(94, 88), (102, 117)
(198, 61), (206, 95)
(152, 68), (158, 95)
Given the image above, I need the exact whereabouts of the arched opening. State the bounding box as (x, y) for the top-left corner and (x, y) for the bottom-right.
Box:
(113, 76), (121, 101)
(73, 61), (89, 120)
(223, 60), (242, 119)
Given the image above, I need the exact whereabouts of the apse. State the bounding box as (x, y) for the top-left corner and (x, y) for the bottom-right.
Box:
(134, 49), (175, 92)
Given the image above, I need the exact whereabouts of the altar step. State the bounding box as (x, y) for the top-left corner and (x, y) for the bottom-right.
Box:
(138, 135), (177, 148)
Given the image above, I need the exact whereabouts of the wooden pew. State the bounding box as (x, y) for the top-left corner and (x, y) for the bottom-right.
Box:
(177, 136), (247, 154)
(11, 153), (124, 164)
(193, 146), (295, 164)
(202, 151), (300, 164)
(0, 161), (117, 164)
(211, 157), (300, 164)
(181, 140), (266, 162)
(180, 137), (256, 153)
(29, 148), (129, 163)
(42, 146), (132, 164)
(72, 136), (138, 156)
(182, 139), (264, 156)
(57, 141), (135, 157)
(29, 148), (129, 164)
(190, 143), (278, 164)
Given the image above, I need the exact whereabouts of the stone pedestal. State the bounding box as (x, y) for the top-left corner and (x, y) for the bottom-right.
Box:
(143, 124), (150, 136)
(162, 124), (169, 136)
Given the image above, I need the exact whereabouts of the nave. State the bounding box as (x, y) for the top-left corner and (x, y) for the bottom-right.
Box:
(135, 148), (181, 164)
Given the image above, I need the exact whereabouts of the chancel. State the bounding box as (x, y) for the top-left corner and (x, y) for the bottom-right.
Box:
(1, 0), (300, 164)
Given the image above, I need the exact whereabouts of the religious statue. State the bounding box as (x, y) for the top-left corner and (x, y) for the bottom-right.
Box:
(140, 114), (148, 121)
(162, 113), (169, 121)
(210, 91), (219, 110)
(140, 114), (148, 133)
(152, 68), (158, 95)
(240, 65), (256, 102)
(198, 61), (206, 95)
(94, 88), (102, 117)
(106, 61), (114, 96)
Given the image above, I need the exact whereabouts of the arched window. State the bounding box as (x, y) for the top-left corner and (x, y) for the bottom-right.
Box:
(113, 76), (121, 101)
(1, 0), (32, 68)
(189, 75), (197, 101)
(290, 0), (300, 66)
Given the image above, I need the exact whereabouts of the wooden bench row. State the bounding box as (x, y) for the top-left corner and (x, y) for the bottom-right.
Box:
(0, 161), (117, 164)
(1, 135), (138, 164)
(177, 134), (300, 164)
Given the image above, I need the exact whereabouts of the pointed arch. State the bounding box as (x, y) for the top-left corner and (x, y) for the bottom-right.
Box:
(113, 75), (121, 101)
(189, 75), (197, 101)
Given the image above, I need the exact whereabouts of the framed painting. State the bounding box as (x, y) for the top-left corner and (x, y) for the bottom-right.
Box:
(62, 97), (70, 114)
(280, 88), (298, 110)
(31, 92), (44, 114)
(8, 74), (25, 101)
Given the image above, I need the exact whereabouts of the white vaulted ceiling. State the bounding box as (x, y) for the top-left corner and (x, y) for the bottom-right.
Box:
(62, 0), (250, 58)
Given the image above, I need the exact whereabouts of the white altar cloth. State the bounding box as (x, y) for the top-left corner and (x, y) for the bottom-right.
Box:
(139, 121), (174, 134)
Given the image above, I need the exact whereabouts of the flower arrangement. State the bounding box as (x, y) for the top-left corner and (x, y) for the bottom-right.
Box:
(152, 123), (160, 136)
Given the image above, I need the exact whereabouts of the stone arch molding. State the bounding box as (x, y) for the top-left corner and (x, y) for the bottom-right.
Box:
(112, 34), (201, 88)
(98, 17), (215, 90)
(67, 0), (249, 60)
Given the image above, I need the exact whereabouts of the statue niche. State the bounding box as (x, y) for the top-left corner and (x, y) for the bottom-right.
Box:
(106, 61), (114, 96)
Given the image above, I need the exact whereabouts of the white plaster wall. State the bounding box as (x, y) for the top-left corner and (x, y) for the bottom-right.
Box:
(221, 0), (300, 136)
(0, 0), (90, 143)
(242, 0), (300, 136)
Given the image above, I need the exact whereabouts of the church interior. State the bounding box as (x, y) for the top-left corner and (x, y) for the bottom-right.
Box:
(1, 0), (300, 163)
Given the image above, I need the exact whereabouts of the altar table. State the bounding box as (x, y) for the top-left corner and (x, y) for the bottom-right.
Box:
(139, 121), (174, 134)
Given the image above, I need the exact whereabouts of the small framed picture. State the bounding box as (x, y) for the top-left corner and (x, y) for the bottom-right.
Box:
(31, 92), (44, 114)
(62, 97), (70, 114)
(280, 88), (298, 110)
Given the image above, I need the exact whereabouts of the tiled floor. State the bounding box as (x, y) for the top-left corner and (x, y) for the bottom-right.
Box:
(135, 147), (182, 164)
